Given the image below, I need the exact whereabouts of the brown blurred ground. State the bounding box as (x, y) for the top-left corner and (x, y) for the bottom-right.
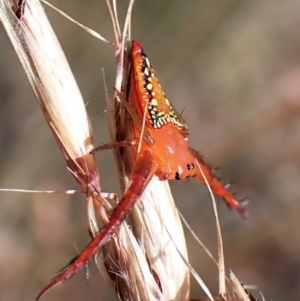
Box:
(1, 0), (300, 300)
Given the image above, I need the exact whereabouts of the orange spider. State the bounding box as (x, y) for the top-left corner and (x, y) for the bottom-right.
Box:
(36, 40), (247, 300)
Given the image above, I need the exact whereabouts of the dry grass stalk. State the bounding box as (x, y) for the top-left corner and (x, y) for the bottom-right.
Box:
(95, 1), (191, 300)
(229, 272), (260, 301)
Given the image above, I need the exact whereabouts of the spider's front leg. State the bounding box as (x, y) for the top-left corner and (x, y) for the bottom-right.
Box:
(36, 149), (158, 300)
(189, 148), (247, 217)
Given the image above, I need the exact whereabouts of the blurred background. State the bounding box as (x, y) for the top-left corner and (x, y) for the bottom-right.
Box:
(1, 0), (300, 300)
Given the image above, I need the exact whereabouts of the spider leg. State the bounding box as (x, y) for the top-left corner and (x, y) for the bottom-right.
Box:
(92, 139), (140, 152)
(35, 149), (158, 300)
(189, 148), (247, 217)
(115, 88), (154, 145)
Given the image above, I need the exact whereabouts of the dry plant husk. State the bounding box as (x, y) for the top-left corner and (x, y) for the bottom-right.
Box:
(0, 0), (107, 234)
